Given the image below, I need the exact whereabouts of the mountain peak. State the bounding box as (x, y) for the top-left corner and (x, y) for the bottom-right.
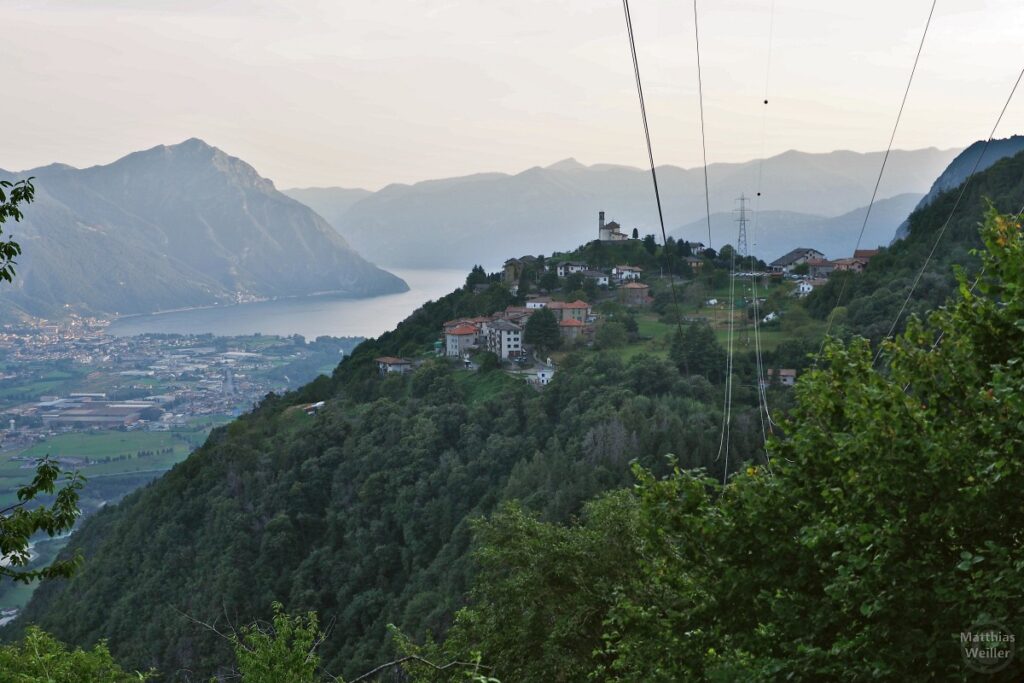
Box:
(547, 157), (586, 171)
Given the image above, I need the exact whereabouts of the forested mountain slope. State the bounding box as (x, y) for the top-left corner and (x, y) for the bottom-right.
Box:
(891, 134), (1024, 241)
(9, 270), (773, 679)
(806, 147), (1024, 341)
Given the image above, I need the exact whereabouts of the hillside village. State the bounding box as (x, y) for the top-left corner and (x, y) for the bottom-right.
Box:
(374, 210), (872, 389)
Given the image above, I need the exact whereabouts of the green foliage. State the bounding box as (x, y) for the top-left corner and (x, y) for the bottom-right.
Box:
(669, 322), (725, 382)
(523, 307), (560, 351)
(230, 602), (322, 683)
(429, 209), (1024, 681)
(0, 458), (84, 584)
(473, 351), (501, 373)
(0, 180), (85, 586)
(538, 271), (560, 291)
(17, 347), (750, 679)
(464, 266), (488, 289)
(0, 178), (32, 283)
(594, 321), (627, 350)
(0, 626), (151, 682)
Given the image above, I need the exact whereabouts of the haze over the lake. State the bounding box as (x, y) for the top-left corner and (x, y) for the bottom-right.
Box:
(3, 0), (1023, 190)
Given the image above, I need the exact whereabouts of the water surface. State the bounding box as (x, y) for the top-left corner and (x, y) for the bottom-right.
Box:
(106, 269), (465, 339)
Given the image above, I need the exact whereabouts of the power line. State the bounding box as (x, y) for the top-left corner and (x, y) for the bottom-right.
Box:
(750, 0), (777, 458)
(689, 0), (731, 473)
(874, 64), (1024, 365)
(818, 0), (937, 356)
(621, 0), (683, 334)
(693, 0), (713, 251)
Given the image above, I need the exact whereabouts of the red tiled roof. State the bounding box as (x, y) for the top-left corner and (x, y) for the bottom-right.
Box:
(447, 325), (478, 335)
(559, 319), (585, 327)
(375, 356), (410, 365)
(622, 282), (649, 289)
(853, 249), (880, 259)
(548, 299), (590, 309)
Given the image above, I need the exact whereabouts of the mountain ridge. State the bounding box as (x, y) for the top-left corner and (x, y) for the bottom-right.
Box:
(891, 135), (1024, 241)
(1, 139), (407, 320)
(288, 146), (960, 269)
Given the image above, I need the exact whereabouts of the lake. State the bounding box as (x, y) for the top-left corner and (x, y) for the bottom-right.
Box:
(106, 268), (466, 339)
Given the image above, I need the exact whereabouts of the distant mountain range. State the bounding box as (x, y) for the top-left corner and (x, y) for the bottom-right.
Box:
(0, 139), (407, 321)
(287, 147), (960, 269)
(672, 193), (924, 262)
(891, 135), (1024, 241)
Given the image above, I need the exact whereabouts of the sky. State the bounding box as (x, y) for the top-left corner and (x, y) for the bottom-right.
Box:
(2, 0), (1023, 190)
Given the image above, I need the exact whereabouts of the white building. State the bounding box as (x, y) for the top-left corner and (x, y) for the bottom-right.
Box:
(598, 211), (629, 241)
(581, 270), (610, 287)
(375, 357), (413, 375)
(612, 265), (643, 282)
(486, 319), (524, 360)
(526, 297), (551, 310)
(536, 366), (556, 385)
(557, 261), (589, 278)
(445, 324), (479, 357)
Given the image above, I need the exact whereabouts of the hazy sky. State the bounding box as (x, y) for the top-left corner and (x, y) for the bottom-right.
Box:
(3, 0), (1023, 189)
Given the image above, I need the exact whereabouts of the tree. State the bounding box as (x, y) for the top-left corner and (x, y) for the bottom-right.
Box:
(564, 271), (585, 292)
(631, 227), (639, 239)
(523, 307), (560, 351)
(230, 602), (323, 683)
(669, 322), (725, 382)
(465, 265), (488, 289)
(1, 178), (84, 584)
(538, 271), (560, 292)
(642, 234), (657, 255)
(516, 268), (534, 299)
(0, 626), (152, 682)
(430, 209), (1024, 681)
(138, 406), (163, 422)
(792, 261), (810, 275)
(595, 321), (628, 349)
(0, 178), (32, 282)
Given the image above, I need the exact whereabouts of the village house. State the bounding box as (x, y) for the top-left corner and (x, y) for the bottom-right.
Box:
(764, 368), (797, 387)
(557, 261), (589, 278)
(769, 247), (826, 274)
(503, 255), (539, 285)
(559, 318), (585, 343)
(853, 249), (880, 262)
(445, 324), (480, 357)
(500, 306), (533, 326)
(548, 300), (591, 323)
(805, 258), (835, 279)
(486, 319), (524, 360)
(832, 257), (867, 274)
(443, 317), (491, 333)
(612, 265), (643, 282)
(793, 279), (827, 297)
(598, 210), (629, 242)
(684, 256), (705, 272)
(525, 296), (551, 309)
(619, 282), (651, 306)
(535, 365), (556, 386)
(684, 241), (707, 254)
(581, 270), (610, 287)
(375, 357), (413, 375)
